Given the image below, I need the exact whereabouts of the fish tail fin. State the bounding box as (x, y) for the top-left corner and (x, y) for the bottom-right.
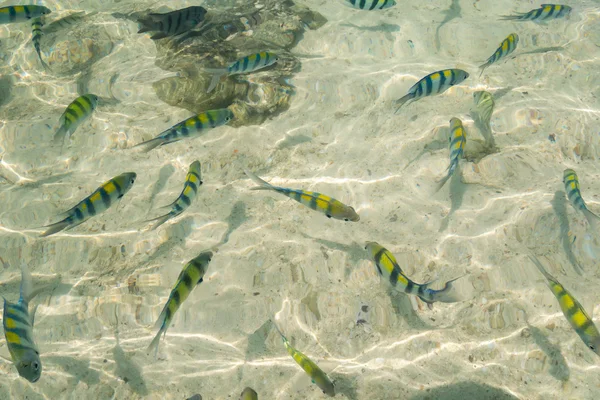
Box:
(583, 208), (600, 231)
(53, 125), (68, 151)
(498, 15), (522, 21)
(421, 275), (465, 305)
(146, 328), (164, 358)
(19, 264), (34, 303)
(394, 93), (414, 113)
(270, 319), (286, 342)
(478, 63), (489, 77)
(433, 162), (456, 194)
(205, 69), (226, 93)
(244, 168), (274, 191)
(40, 218), (71, 237)
(145, 212), (174, 230)
(147, 305), (170, 357)
(134, 137), (164, 153)
(528, 255), (554, 282)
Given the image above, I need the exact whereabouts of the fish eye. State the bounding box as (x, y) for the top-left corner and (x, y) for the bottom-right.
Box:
(344, 218), (349, 221)
(590, 345), (595, 350)
(33, 362), (39, 370)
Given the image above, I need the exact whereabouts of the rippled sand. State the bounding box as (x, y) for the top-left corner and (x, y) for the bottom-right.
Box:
(1, 0), (600, 399)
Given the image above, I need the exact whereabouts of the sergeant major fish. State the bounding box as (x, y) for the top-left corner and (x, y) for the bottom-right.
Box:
(435, 118), (466, 193)
(365, 241), (462, 308)
(206, 52), (279, 93)
(2, 265), (41, 382)
(394, 69), (469, 112)
(138, 6), (207, 40)
(41, 172), (137, 237)
(472, 91), (494, 129)
(0, 5), (50, 24)
(344, 0), (397, 10)
(563, 169), (600, 230)
(244, 168), (360, 222)
(147, 251), (213, 357)
(272, 322), (335, 397)
(500, 4), (572, 22)
(53, 94), (99, 150)
(479, 33), (519, 77)
(240, 387), (258, 400)
(134, 109), (233, 152)
(31, 18), (49, 70)
(146, 161), (202, 230)
(529, 256), (600, 356)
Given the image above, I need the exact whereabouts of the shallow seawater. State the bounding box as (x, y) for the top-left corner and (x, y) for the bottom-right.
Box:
(0, 0), (599, 399)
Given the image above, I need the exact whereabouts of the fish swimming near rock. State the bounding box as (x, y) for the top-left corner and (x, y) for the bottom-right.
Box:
(40, 172), (137, 237)
(137, 6), (207, 40)
(478, 33), (519, 76)
(500, 4), (572, 22)
(394, 69), (469, 112)
(31, 18), (49, 70)
(205, 52), (279, 93)
(272, 322), (335, 397)
(0, 5), (51, 24)
(244, 168), (360, 222)
(435, 118), (466, 193)
(240, 387), (258, 400)
(134, 109), (234, 152)
(529, 256), (600, 356)
(147, 251), (213, 357)
(344, 0), (397, 10)
(563, 169), (600, 231)
(2, 265), (42, 382)
(53, 94), (99, 151)
(366, 241), (462, 308)
(145, 161), (202, 230)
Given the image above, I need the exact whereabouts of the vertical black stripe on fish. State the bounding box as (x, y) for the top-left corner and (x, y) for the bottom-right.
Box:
(325, 199), (334, 218)
(181, 125), (189, 136)
(189, 171), (202, 185)
(381, 0), (389, 9)
(417, 284), (427, 298)
(359, 0), (367, 9)
(373, 248), (386, 276)
(79, 96), (93, 112)
(171, 289), (181, 305)
(23, 6), (31, 20)
(112, 179), (123, 197)
(567, 188), (580, 201)
(5, 310), (31, 327)
(166, 15), (173, 34)
(74, 207), (84, 220)
(65, 108), (80, 124)
(174, 10), (183, 35)
(448, 69), (456, 86)
(186, 180), (198, 194)
(206, 111), (216, 128)
(388, 266), (399, 287)
(425, 75), (433, 95)
(544, 5), (556, 19)
(99, 187), (112, 208)
(349, 0), (357, 5)
(578, 319), (594, 333)
(369, 0), (378, 10)
(84, 198), (96, 216)
(438, 71), (446, 92)
(405, 280), (415, 294)
(193, 116), (203, 131)
(182, 272), (194, 290)
(415, 81), (423, 97)
(164, 306), (172, 323)
(9, 7), (16, 22)
(564, 304), (580, 318)
(242, 56), (250, 72)
(534, 7), (545, 20)
(264, 52), (270, 66)
(179, 194), (192, 207)
(253, 52), (261, 70)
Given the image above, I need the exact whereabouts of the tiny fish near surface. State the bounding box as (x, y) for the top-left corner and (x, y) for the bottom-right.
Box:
(529, 256), (600, 356)
(478, 33), (519, 76)
(563, 168), (600, 230)
(244, 168), (360, 222)
(40, 172), (137, 237)
(0, 6), (51, 24)
(500, 4), (572, 21)
(147, 251), (213, 357)
(138, 6), (207, 40)
(394, 69), (469, 112)
(53, 94), (99, 150)
(240, 387), (258, 400)
(31, 18), (49, 70)
(435, 117), (466, 193)
(345, 0), (397, 10)
(205, 52), (279, 93)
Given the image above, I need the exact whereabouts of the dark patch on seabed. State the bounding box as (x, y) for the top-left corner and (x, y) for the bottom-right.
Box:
(410, 381), (519, 400)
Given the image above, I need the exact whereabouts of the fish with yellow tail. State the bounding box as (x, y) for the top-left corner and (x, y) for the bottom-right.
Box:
(2, 265), (42, 382)
(146, 161), (202, 230)
(0, 5), (50, 24)
(394, 69), (469, 112)
(529, 256), (600, 356)
(365, 241), (462, 309)
(244, 168), (359, 222)
(563, 169), (600, 230)
(147, 251), (213, 357)
(240, 387), (258, 400)
(500, 4), (572, 22)
(40, 172), (136, 237)
(271, 322), (335, 397)
(134, 109), (233, 152)
(53, 94), (99, 151)
(478, 33), (519, 77)
(205, 52), (279, 93)
(434, 118), (466, 193)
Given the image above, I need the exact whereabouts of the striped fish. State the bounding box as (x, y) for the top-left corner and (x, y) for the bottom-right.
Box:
(435, 118), (466, 193)
(41, 172), (137, 237)
(31, 18), (49, 70)
(244, 168), (360, 222)
(394, 69), (469, 112)
(472, 91), (495, 129)
(563, 169), (599, 230)
(500, 4), (572, 22)
(365, 241), (462, 308)
(529, 256), (600, 356)
(272, 322), (335, 397)
(134, 109), (234, 152)
(2, 265), (41, 382)
(147, 251), (213, 357)
(240, 387), (258, 400)
(44, 11), (88, 34)
(138, 6), (207, 40)
(344, 0), (397, 10)
(53, 94), (99, 150)
(206, 52), (279, 93)
(0, 5), (51, 24)
(479, 33), (519, 76)
(146, 161), (202, 230)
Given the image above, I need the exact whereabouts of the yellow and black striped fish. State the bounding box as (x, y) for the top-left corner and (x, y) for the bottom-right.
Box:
(563, 169), (599, 230)
(244, 168), (359, 222)
(31, 18), (49, 70)
(146, 161), (202, 230)
(147, 251), (213, 356)
(41, 172), (137, 237)
(138, 6), (207, 40)
(344, 0), (397, 10)
(529, 256), (600, 356)
(479, 33), (519, 76)
(206, 52), (279, 93)
(394, 69), (469, 112)
(0, 5), (50, 24)
(366, 242), (462, 308)
(240, 387), (258, 400)
(2, 265), (42, 382)
(134, 109), (234, 152)
(53, 94), (99, 149)
(272, 322), (335, 397)
(472, 91), (495, 129)
(500, 4), (572, 22)
(435, 118), (466, 193)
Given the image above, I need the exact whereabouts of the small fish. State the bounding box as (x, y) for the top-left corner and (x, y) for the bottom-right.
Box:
(146, 161), (202, 230)
(138, 6), (207, 40)
(344, 0), (397, 10)
(529, 256), (600, 356)
(272, 322), (335, 397)
(43, 11), (88, 34)
(240, 387), (258, 400)
(206, 52), (279, 93)
(2, 265), (41, 382)
(394, 69), (469, 111)
(134, 109), (234, 152)
(500, 4), (572, 22)
(31, 18), (49, 70)
(563, 169), (600, 230)
(147, 251), (213, 357)
(53, 94), (99, 150)
(244, 168), (359, 222)
(41, 172), (137, 237)
(435, 118), (466, 193)
(0, 6), (51, 24)
(472, 91), (495, 129)
(478, 33), (519, 77)
(365, 241), (462, 308)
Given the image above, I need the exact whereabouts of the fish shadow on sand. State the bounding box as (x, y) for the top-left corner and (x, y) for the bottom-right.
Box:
(298, 233), (370, 279)
(44, 355), (101, 386)
(140, 216), (196, 266)
(435, 0), (461, 51)
(526, 324), (570, 382)
(551, 190), (583, 275)
(439, 168), (467, 232)
(409, 381), (519, 400)
(146, 164), (177, 213)
(216, 201), (248, 247)
(112, 307), (148, 396)
(386, 289), (435, 330)
(0, 75), (14, 109)
(329, 373), (359, 400)
(245, 319), (273, 363)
